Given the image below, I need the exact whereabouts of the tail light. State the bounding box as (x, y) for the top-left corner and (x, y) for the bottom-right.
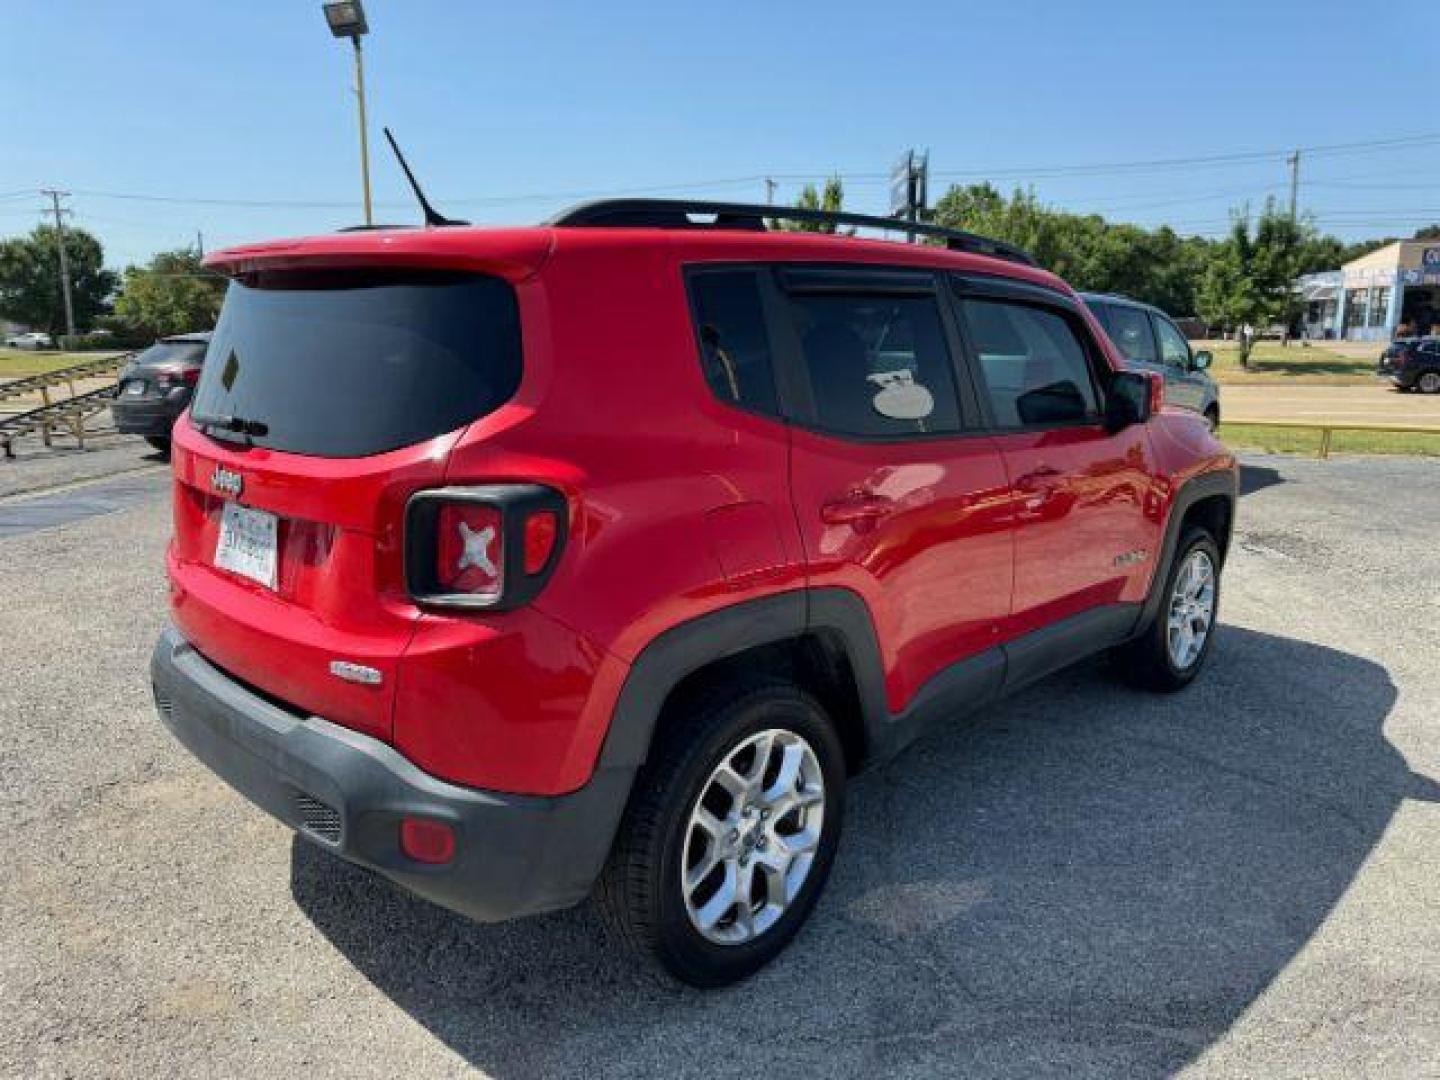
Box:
(405, 484), (567, 610)
(155, 365), (202, 389)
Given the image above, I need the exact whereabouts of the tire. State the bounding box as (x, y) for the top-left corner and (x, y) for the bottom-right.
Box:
(144, 436), (171, 454)
(596, 679), (845, 987)
(1418, 371), (1440, 395)
(1203, 405), (1220, 431)
(1113, 526), (1221, 692)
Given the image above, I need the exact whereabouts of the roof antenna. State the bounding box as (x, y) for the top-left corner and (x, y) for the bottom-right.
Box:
(383, 127), (467, 228)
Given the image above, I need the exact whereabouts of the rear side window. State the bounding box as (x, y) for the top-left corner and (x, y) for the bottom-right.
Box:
(688, 271), (779, 415)
(787, 293), (961, 438)
(960, 299), (1100, 428)
(1094, 303), (1157, 364)
(193, 271), (520, 458)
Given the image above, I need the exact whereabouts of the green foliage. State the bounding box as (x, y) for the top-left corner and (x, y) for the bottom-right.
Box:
(1195, 200), (1307, 365)
(782, 176), (846, 232)
(932, 183), (1214, 314)
(112, 248), (226, 340)
(0, 225), (116, 335)
(1414, 224), (1440, 241)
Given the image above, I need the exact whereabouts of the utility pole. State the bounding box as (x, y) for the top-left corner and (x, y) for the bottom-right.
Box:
(195, 230), (205, 258)
(1287, 149), (1301, 223)
(764, 177), (777, 205)
(41, 189), (76, 340)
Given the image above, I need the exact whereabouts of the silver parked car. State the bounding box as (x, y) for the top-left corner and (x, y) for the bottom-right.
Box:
(1082, 293), (1221, 428)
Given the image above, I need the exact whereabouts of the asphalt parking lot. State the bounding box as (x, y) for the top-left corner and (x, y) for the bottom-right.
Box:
(2, 448), (1437, 1078)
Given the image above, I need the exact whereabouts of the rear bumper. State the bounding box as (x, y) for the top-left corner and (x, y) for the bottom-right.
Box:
(150, 625), (633, 922)
(112, 395), (186, 436)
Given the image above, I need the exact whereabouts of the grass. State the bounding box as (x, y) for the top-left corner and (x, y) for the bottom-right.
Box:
(0, 349), (121, 378)
(1202, 341), (1379, 385)
(1220, 422), (1440, 458)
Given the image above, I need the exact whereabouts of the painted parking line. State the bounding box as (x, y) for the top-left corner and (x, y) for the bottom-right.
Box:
(0, 471), (169, 540)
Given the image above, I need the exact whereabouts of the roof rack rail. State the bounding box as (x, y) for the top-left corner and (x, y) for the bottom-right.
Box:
(545, 198), (1037, 267)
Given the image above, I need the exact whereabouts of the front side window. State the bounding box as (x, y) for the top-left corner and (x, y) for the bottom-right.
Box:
(787, 292), (962, 438)
(960, 298), (1100, 428)
(1153, 315), (1192, 370)
(1095, 303), (1157, 364)
(688, 270), (779, 415)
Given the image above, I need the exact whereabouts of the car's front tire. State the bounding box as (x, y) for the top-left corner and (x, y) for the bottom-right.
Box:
(596, 679), (845, 987)
(1418, 372), (1440, 395)
(1113, 526), (1221, 692)
(1203, 405), (1220, 431)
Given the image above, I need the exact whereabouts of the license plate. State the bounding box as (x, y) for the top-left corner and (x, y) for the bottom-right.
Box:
(124, 381), (145, 396)
(215, 502), (278, 589)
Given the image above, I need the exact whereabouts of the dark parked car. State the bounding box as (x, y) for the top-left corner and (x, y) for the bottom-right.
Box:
(1082, 293), (1222, 428)
(111, 332), (211, 452)
(1378, 337), (1440, 394)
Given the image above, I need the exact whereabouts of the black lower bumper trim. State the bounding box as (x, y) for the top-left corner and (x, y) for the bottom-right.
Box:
(150, 626), (633, 922)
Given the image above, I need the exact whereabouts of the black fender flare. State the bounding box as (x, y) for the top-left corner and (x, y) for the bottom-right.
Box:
(1133, 467), (1238, 636)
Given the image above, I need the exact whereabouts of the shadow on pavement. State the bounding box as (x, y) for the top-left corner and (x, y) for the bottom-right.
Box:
(291, 627), (1437, 1078)
(1239, 462), (1285, 497)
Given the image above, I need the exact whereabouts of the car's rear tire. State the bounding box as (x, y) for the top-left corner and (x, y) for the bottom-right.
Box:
(1203, 405), (1220, 431)
(1418, 372), (1440, 395)
(1113, 526), (1221, 692)
(144, 436), (171, 454)
(596, 679), (845, 987)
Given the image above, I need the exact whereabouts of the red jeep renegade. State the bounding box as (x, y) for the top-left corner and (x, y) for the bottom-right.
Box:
(151, 199), (1236, 986)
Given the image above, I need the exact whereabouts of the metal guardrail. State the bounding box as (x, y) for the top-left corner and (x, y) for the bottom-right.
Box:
(0, 385), (119, 458)
(1222, 418), (1440, 458)
(0, 352), (130, 405)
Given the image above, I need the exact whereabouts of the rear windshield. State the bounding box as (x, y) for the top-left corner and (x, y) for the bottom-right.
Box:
(134, 341), (208, 367)
(192, 270), (521, 458)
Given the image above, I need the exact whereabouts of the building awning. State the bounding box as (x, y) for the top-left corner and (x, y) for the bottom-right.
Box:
(1303, 284), (1338, 301)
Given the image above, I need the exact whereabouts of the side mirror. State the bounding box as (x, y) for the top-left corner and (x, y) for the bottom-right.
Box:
(1192, 350), (1213, 371)
(1105, 370), (1159, 432)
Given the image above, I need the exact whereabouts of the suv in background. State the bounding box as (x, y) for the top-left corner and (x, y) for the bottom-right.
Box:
(111, 332), (212, 452)
(151, 200), (1237, 986)
(1083, 293), (1221, 428)
(1378, 337), (1440, 393)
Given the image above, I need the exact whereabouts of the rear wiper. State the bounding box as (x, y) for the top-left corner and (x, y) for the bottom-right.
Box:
(192, 412), (269, 437)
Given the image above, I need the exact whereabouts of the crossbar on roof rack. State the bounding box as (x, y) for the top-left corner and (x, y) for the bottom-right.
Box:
(545, 198), (1037, 267)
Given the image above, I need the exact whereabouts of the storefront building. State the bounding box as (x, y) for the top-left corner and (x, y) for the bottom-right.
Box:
(1296, 240), (1440, 342)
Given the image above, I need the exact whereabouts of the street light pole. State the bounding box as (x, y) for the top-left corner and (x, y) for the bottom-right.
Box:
(41, 189), (76, 340)
(352, 36), (373, 227)
(323, 2), (373, 227)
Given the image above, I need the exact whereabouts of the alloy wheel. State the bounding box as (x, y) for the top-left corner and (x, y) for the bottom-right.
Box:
(1167, 548), (1216, 670)
(681, 728), (826, 945)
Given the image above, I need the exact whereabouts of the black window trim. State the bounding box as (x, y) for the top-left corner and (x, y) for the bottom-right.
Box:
(948, 273), (1114, 434)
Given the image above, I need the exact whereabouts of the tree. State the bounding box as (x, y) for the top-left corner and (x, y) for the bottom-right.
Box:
(783, 176), (846, 232)
(1414, 224), (1440, 241)
(0, 225), (116, 336)
(1196, 201), (1304, 367)
(112, 248), (226, 340)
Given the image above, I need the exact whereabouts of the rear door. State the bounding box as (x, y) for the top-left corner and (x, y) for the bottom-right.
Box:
(953, 279), (1160, 638)
(779, 266), (1013, 711)
(169, 268), (523, 741)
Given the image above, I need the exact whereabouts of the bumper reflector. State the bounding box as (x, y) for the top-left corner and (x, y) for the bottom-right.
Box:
(400, 816), (456, 864)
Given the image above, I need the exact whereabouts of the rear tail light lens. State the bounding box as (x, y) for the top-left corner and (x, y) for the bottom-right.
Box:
(399, 817), (456, 864)
(156, 365), (202, 389)
(405, 485), (568, 610)
(435, 503), (504, 600)
(523, 511), (559, 575)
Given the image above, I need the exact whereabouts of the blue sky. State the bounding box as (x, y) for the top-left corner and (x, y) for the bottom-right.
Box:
(2, 0), (1437, 268)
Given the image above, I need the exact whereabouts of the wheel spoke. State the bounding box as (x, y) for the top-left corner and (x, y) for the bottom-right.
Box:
(763, 742), (804, 803)
(694, 861), (739, 931)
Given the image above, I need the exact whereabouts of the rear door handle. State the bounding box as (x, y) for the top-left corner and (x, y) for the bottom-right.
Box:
(820, 493), (894, 528)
